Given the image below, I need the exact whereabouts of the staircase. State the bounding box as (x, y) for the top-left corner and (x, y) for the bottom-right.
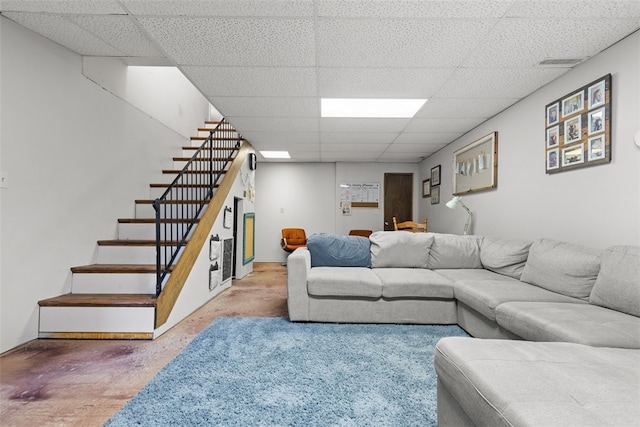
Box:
(38, 121), (242, 339)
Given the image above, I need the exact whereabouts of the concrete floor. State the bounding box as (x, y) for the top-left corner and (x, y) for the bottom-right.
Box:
(0, 262), (288, 426)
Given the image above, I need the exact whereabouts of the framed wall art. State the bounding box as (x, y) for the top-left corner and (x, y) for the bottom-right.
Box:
(544, 74), (611, 174)
(422, 179), (431, 197)
(452, 132), (498, 196)
(430, 165), (441, 186)
(430, 185), (440, 204)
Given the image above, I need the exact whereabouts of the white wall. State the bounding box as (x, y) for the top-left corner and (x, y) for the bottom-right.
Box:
(0, 17), (210, 353)
(82, 58), (210, 139)
(419, 31), (640, 248)
(254, 161), (419, 262)
(255, 163), (336, 263)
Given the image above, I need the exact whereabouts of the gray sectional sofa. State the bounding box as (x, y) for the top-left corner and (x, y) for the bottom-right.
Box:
(286, 231), (640, 426)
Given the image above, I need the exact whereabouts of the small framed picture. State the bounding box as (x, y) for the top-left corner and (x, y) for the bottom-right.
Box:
(562, 90), (584, 118)
(588, 108), (605, 135)
(546, 148), (559, 171)
(562, 143), (584, 167)
(430, 185), (440, 204)
(430, 165), (441, 186)
(422, 179), (431, 197)
(564, 115), (582, 144)
(546, 103), (559, 126)
(588, 80), (606, 109)
(588, 135), (606, 161)
(546, 125), (559, 148)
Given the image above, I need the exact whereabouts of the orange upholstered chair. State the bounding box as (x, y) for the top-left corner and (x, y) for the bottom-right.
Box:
(280, 228), (307, 253)
(348, 229), (373, 238)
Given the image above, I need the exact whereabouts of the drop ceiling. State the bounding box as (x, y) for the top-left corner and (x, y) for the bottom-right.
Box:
(2, 1), (639, 163)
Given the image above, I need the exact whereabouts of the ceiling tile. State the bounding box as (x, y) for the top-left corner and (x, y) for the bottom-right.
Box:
(435, 67), (568, 98)
(184, 66), (317, 97)
(228, 117), (318, 132)
(210, 97), (318, 118)
(317, 0), (514, 18)
(321, 151), (384, 162)
(317, 67), (453, 98)
(321, 143), (390, 152)
(320, 132), (398, 144)
(121, 0), (314, 17)
(505, 1), (640, 18)
(415, 98), (519, 119)
(404, 118), (485, 133)
(137, 17), (315, 66)
(1, 0), (125, 14)
(316, 18), (496, 67)
(463, 17), (640, 67)
(2, 12), (124, 55)
(320, 118), (411, 133)
(240, 131), (319, 145)
(70, 15), (163, 57)
(393, 133), (463, 145)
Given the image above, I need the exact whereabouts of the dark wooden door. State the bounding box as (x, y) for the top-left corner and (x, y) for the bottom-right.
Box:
(383, 173), (413, 231)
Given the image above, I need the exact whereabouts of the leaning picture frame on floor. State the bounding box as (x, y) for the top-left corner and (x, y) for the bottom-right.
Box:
(544, 74), (611, 174)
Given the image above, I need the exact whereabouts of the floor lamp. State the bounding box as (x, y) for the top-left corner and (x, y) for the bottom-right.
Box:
(446, 196), (473, 235)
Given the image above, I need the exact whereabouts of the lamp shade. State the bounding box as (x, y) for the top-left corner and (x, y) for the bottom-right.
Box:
(446, 196), (460, 209)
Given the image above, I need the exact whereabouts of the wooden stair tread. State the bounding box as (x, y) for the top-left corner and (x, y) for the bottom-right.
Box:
(118, 217), (200, 224)
(190, 136), (242, 141)
(173, 156), (232, 161)
(135, 199), (206, 204)
(150, 183), (215, 188)
(38, 293), (156, 307)
(70, 264), (174, 274)
(182, 146), (236, 150)
(97, 239), (186, 246)
(162, 169), (227, 174)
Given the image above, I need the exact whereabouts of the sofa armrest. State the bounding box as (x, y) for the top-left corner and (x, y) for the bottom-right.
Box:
(287, 248), (311, 321)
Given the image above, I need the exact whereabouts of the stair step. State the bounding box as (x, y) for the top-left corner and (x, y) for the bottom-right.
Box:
(38, 293), (156, 307)
(182, 146), (236, 151)
(173, 156), (231, 162)
(71, 264), (171, 274)
(118, 217), (199, 224)
(97, 239), (185, 246)
(70, 264), (170, 294)
(150, 183), (213, 189)
(191, 136), (242, 141)
(135, 199), (205, 205)
(162, 169), (226, 174)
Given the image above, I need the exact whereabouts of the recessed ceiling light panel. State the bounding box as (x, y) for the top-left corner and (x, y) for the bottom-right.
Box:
(260, 151), (291, 159)
(321, 98), (427, 118)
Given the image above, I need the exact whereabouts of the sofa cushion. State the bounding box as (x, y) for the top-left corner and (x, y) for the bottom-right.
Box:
(307, 267), (382, 298)
(496, 302), (640, 349)
(369, 231), (433, 268)
(434, 268), (517, 283)
(435, 337), (640, 427)
(589, 245), (640, 317)
(454, 280), (585, 321)
(480, 237), (532, 280)
(427, 233), (483, 269)
(520, 238), (602, 299)
(373, 268), (454, 299)
(307, 233), (371, 268)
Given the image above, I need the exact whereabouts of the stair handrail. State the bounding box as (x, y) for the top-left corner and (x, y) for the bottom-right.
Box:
(153, 118), (241, 295)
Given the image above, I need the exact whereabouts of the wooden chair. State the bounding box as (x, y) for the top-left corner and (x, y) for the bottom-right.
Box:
(392, 217), (427, 232)
(348, 229), (373, 238)
(280, 228), (307, 253)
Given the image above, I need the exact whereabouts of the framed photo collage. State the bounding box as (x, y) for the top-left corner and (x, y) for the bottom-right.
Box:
(544, 74), (611, 174)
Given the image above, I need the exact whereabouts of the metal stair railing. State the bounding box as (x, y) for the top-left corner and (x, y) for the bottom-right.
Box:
(153, 119), (241, 296)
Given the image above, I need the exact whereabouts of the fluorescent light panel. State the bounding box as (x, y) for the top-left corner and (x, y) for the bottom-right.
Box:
(260, 151), (291, 159)
(321, 98), (427, 118)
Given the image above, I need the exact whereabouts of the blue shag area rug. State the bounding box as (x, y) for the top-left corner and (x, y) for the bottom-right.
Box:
(105, 317), (468, 426)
